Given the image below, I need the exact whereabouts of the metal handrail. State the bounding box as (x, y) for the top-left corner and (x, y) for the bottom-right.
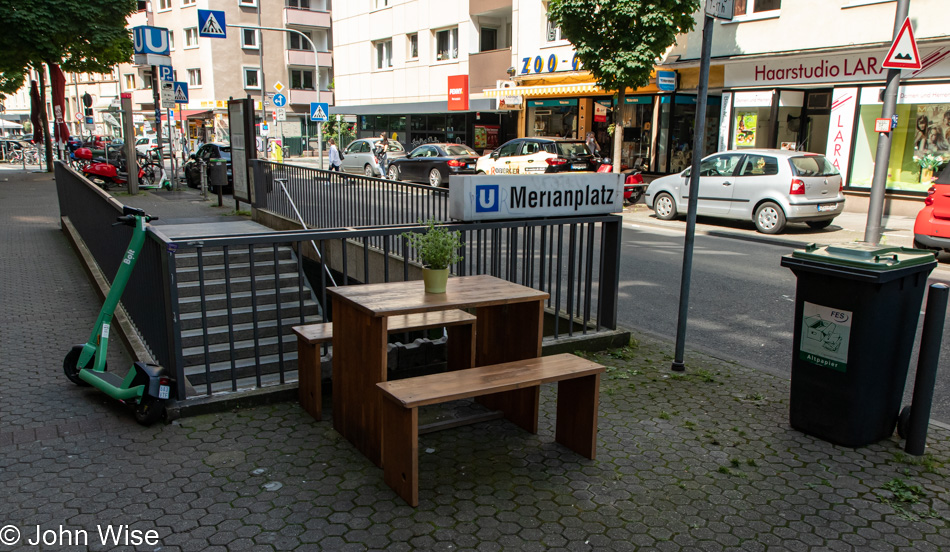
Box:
(274, 176), (338, 287)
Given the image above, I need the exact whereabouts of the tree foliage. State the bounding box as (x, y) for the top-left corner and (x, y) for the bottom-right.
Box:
(548, 0), (701, 93)
(0, 0), (137, 97)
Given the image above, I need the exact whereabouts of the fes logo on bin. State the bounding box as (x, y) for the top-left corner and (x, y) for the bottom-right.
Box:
(475, 185), (499, 213)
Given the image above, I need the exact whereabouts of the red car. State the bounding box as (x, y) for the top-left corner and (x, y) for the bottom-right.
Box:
(914, 164), (950, 253)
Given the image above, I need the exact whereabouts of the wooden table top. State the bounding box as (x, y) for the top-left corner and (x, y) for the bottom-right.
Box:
(327, 275), (550, 317)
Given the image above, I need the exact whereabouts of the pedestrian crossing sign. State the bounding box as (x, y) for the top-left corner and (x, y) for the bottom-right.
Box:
(174, 82), (189, 104)
(197, 9), (227, 39)
(310, 102), (329, 122)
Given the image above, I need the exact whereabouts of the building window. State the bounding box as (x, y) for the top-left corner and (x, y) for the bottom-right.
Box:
(158, 0), (171, 10)
(480, 28), (497, 52)
(143, 70), (153, 89)
(545, 13), (562, 42)
(734, 0), (781, 16)
(313, 28), (329, 51)
(242, 29), (259, 49)
(239, 0), (258, 7)
(185, 27), (198, 47)
(374, 0), (389, 8)
(188, 68), (202, 86)
(182, 0), (195, 5)
(244, 68), (261, 89)
(290, 69), (315, 90)
(124, 73), (136, 90)
(289, 30), (313, 50)
(319, 67), (331, 90)
(375, 40), (392, 70)
(286, 0), (310, 7)
(435, 27), (458, 61)
(168, 31), (175, 50)
(408, 33), (418, 59)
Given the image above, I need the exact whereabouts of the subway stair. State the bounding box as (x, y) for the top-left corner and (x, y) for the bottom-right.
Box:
(174, 245), (323, 395)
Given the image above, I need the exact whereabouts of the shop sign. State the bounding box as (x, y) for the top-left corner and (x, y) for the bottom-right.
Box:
(824, 88), (857, 179)
(519, 46), (581, 75)
(528, 99), (578, 107)
(594, 101), (608, 122)
(449, 174), (623, 221)
(859, 83), (950, 105)
(448, 75), (469, 111)
(498, 95), (522, 110)
(733, 91), (772, 107)
(657, 71), (677, 92)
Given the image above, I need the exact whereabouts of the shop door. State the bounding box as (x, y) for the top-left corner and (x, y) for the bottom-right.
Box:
(797, 90), (832, 154)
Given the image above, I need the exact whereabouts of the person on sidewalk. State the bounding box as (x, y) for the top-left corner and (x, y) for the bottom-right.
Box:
(374, 133), (389, 178)
(328, 138), (342, 171)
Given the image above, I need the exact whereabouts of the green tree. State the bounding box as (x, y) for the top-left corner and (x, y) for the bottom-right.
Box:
(0, 0), (137, 170)
(548, 0), (700, 172)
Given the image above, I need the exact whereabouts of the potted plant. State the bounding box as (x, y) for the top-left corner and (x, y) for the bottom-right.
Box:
(402, 219), (463, 293)
(914, 153), (946, 183)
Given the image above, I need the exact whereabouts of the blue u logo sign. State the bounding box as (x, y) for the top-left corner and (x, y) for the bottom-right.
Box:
(475, 185), (499, 212)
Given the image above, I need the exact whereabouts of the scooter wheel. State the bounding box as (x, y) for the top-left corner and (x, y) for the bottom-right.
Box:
(134, 397), (166, 426)
(63, 345), (105, 386)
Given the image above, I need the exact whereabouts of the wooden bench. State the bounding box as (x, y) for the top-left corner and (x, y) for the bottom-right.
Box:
(292, 309), (477, 421)
(376, 353), (605, 506)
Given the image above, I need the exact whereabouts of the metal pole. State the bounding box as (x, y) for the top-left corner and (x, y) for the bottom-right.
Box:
(865, 0), (910, 244)
(904, 283), (949, 456)
(121, 94), (138, 194)
(257, 4), (267, 142)
(672, 14), (715, 372)
(150, 65), (166, 173)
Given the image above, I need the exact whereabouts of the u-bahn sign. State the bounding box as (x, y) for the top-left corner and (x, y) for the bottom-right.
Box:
(449, 174), (623, 221)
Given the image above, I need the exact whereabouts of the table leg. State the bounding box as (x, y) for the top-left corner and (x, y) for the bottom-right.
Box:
(445, 323), (475, 372)
(296, 336), (321, 421)
(555, 374), (601, 459)
(475, 299), (543, 421)
(332, 299), (388, 467)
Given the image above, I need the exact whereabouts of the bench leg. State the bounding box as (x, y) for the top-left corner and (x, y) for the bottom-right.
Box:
(296, 337), (322, 421)
(381, 396), (419, 507)
(445, 323), (475, 372)
(555, 374), (600, 459)
(477, 387), (540, 434)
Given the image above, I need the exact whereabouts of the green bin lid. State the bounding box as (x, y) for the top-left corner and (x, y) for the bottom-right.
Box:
(791, 242), (935, 270)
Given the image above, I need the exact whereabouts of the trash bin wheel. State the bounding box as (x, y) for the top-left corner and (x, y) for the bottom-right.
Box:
(897, 406), (911, 439)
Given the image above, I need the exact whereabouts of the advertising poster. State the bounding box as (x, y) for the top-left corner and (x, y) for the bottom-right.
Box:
(594, 102), (608, 123)
(735, 112), (757, 147)
(799, 302), (852, 372)
(474, 125), (499, 150)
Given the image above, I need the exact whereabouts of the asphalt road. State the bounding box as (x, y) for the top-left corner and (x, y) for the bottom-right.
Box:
(617, 221), (950, 425)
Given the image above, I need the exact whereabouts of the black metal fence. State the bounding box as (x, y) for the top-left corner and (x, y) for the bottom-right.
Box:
(252, 160), (450, 228)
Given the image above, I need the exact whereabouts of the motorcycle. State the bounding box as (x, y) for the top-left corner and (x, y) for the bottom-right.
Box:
(596, 157), (647, 205)
(77, 147), (169, 191)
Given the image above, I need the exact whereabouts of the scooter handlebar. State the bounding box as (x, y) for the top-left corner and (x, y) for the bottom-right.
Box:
(114, 214), (158, 226)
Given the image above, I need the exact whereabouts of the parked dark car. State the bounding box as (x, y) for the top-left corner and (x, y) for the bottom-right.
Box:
(387, 143), (479, 187)
(184, 143), (233, 193)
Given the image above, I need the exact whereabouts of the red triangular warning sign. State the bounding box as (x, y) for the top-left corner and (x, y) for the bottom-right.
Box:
(882, 17), (921, 70)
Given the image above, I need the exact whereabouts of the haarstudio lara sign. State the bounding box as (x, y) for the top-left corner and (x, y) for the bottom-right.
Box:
(449, 174), (623, 221)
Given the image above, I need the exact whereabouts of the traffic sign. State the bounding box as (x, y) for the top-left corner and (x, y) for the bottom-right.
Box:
(160, 81), (175, 108)
(174, 82), (189, 104)
(158, 65), (174, 83)
(275, 108), (286, 122)
(882, 17), (921, 70)
(273, 93), (287, 108)
(197, 9), (227, 39)
(132, 26), (170, 56)
(310, 102), (328, 122)
(274, 81), (285, 93)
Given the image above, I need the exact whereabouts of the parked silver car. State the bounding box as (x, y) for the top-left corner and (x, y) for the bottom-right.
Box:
(340, 138), (407, 177)
(644, 149), (845, 234)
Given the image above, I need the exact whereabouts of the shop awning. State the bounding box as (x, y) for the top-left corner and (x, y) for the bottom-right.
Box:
(483, 82), (603, 97)
(160, 109), (213, 121)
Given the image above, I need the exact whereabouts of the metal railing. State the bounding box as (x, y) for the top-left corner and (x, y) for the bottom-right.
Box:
(252, 159), (450, 228)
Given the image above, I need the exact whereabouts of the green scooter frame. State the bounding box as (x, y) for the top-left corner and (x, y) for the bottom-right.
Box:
(63, 206), (172, 425)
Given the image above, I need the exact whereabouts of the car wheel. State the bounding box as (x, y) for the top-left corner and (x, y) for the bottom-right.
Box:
(428, 168), (443, 187)
(364, 164), (375, 177)
(806, 219), (833, 230)
(754, 202), (787, 234)
(476, 171), (486, 175)
(388, 165), (400, 181)
(653, 192), (678, 220)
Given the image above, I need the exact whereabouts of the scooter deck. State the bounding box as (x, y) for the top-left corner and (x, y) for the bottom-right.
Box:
(83, 370), (125, 388)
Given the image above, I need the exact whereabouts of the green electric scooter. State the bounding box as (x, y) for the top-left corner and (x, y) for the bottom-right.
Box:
(63, 206), (173, 425)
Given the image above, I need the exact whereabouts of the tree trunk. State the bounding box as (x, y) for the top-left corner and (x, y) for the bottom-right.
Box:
(36, 64), (54, 173)
(613, 86), (625, 174)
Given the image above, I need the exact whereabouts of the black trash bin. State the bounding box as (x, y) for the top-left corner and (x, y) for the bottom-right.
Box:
(207, 158), (228, 191)
(780, 243), (936, 447)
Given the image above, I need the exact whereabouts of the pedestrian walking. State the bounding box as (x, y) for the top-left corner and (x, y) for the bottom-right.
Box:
(374, 133), (389, 178)
(328, 138), (342, 171)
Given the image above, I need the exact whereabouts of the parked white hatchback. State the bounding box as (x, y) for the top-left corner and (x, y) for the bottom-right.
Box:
(644, 149), (844, 234)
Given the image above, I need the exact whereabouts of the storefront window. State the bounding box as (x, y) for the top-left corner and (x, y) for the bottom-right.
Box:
(527, 99), (578, 138)
(667, 95), (721, 173)
(732, 91), (774, 150)
(850, 84), (950, 192)
(621, 96), (655, 170)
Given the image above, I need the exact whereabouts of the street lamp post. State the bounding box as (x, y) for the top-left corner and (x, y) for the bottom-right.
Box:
(226, 23), (323, 167)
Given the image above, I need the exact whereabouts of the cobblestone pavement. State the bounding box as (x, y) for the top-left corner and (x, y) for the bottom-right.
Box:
(2, 168), (949, 551)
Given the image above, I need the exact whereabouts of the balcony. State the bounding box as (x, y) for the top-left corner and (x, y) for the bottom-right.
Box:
(468, 48), (511, 95)
(284, 8), (330, 28)
(470, 0), (511, 16)
(287, 49), (333, 68)
(289, 89), (334, 106)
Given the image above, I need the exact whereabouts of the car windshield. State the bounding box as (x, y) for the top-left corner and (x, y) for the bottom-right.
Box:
(136, 138), (149, 145)
(552, 142), (591, 158)
(387, 142), (404, 152)
(789, 155), (839, 177)
(444, 145), (476, 156)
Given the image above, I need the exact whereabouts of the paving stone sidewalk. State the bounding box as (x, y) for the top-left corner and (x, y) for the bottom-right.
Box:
(1, 169), (948, 551)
